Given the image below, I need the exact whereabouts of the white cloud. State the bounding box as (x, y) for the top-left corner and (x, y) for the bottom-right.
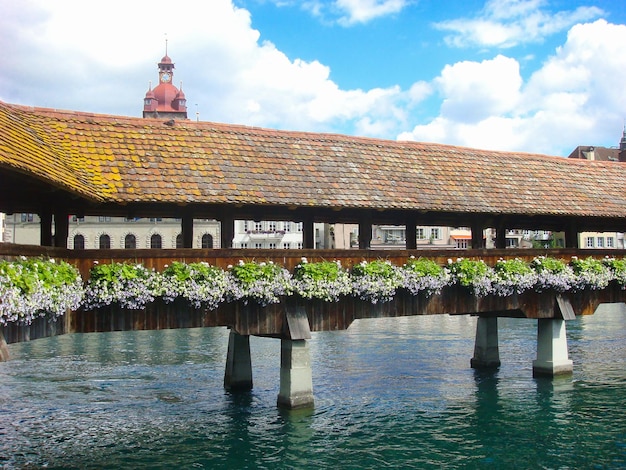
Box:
(435, 0), (603, 48)
(399, 19), (626, 155)
(436, 55), (522, 122)
(0, 0), (421, 137)
(299, 0), (408, 25)
(335, 0), (409, 25)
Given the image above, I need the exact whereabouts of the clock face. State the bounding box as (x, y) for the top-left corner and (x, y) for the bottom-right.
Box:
(161, 73), (171, 83)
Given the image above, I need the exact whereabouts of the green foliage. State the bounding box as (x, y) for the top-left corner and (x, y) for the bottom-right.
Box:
(230, 260), (284, 285)
(294, 259), (342, 282)
(494, 257), (532, 280)
(447, 258), (489, 287)
(89, 262), (153, 283)
(0, 257), (80, 294)
(569, 256), (605, 275)
(162, 261), (222, 283)
(352, 259), (396, 278)
(404, 257), (444, 277)
(530, 256), (568, 273)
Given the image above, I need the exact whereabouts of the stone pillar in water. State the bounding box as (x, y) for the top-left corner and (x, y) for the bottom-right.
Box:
(277, 339), (314, 409)
(470, 316), (501, 369)
(532, 318), (573, 377)
(0, 331), (9, 362)
(224, 331), (253, 390)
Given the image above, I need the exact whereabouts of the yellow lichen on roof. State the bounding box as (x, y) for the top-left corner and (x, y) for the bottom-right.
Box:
(2, 100), (626, 220)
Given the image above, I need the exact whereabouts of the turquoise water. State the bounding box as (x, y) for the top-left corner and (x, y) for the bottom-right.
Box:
(1, 307), (626, 469)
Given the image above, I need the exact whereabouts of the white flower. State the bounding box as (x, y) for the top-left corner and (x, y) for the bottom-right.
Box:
(238, 260), (244, 266)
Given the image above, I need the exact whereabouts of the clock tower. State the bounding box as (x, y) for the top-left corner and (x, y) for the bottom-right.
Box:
(143, 47), (188, 119)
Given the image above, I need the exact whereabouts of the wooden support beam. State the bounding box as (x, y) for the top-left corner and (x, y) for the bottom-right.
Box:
(220, 215), (234, 248)
(405, 217), (417, 250)
(565, 222), (579, 249)
(302, 216), (314, 249)
(471, 220), (484, 249)
(358, 215), (372, 249)
(53, 210), (68, 248)
(181, 212), (194, 248)
(495, 219), (507, 249)
(40, 210), (53, 247)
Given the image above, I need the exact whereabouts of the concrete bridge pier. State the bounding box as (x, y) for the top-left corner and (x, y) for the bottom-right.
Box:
(532, 318), (573, 377)
(224, 330), (253, 391)
(277, 306), (315, 409)
(277, 338), (314, 409)
(0, 331), (9, 362)
(470, 316), (501, 369)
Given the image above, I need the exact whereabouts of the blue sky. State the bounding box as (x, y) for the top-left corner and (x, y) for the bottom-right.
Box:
(1, 0), (625, 156)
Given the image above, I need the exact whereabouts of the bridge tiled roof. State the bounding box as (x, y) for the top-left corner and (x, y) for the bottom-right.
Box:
(1, 100), (625, 219)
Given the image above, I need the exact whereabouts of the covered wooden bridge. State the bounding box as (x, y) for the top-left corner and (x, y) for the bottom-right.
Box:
(2, 100), (626, 408)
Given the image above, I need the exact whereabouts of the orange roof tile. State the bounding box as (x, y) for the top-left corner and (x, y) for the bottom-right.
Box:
(1, 100), (626, 219)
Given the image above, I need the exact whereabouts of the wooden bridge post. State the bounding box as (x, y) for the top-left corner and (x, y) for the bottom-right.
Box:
(220, 215), (235, 248)
(405, 218), (417, 250)
(471, 220), (484, 249)
(224, 330), (253, 391)
(532, 319), (573, 377)
(358, 215), (372, 249)
(470, 316), (500, 369)
(40, 210), (53, 246)
(53, 210), (69, 248)
(181, 211), (194, 248)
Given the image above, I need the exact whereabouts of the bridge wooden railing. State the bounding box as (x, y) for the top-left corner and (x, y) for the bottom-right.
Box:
(2, 242), (624, 280)
(2, 243), (626, 346)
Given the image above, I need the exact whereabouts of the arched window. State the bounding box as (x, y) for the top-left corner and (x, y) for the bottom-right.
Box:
(150, 233), (162, 249)
(202, 233), (214, 249)
(176, 233), (184, 249)
(73, 234), (85, 250)
(124, 234), (136, 249)
(99, 234), (111, 249)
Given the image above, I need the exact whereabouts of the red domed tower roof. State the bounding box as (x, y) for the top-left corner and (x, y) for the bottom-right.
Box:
(142, 47), (188, 120)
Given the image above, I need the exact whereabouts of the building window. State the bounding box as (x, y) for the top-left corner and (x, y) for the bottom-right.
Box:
(586, 237), (594, 248)
(297, 222), (303, 232)
(254, 222), (263, 232)
(73, 234), (85, 250)
(243, 221), (249, 232)
(71, 215), (84, 223)
(607, 237), (615, 248)
(176, 233), (184, 248)
(254, 243), (263, 249)
(124, 234), (136, 249)
(283, 222), (291, 232)
(416, 228), (426, 240)
(150, 234), (162, 249)
(283, 243), (290, 249)
(202, 233), (213, 249)
(20, 213), (34, 222)
(268, 242), (277, 249)
(597, 237), (604, 248)
(297, 242), (303, 249)
(268, 221), (277, 232)
(99, 234), (111, 249)
(98, 216), (111, 223)
(240, 243), (248, 248)
(149, 217), (163, 223)
(430, 228), (440, 240)
(456, 239), (469, 249)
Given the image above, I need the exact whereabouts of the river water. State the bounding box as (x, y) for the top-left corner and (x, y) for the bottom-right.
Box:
(1, 306), (626, 469)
